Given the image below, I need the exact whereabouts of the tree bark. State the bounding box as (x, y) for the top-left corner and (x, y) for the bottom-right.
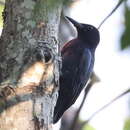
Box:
(0, 0), (63, 129)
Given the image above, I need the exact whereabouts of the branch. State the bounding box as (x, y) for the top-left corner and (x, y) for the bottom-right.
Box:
(69, 72), (100, 130)
(81, 88), (130, 128)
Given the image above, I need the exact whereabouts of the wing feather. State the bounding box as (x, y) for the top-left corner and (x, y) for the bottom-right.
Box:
(70, 49), (93, 105)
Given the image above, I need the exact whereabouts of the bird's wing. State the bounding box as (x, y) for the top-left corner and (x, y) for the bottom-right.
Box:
(70, 48), (93, 106)
(53, 48), (93, 123)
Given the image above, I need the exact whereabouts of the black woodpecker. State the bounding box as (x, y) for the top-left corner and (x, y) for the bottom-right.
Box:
(53, 16), (100, 123)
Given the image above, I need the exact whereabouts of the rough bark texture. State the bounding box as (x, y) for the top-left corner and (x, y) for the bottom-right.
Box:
(0, 0), (63, 129)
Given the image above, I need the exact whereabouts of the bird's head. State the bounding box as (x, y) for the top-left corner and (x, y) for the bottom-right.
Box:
(65, 16), (100, 49)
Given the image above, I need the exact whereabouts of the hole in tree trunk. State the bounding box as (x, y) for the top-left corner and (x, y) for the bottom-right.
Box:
(36, 49), (53, 64)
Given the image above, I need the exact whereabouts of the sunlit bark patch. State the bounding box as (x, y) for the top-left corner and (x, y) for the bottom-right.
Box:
(18, 61), (54, 90)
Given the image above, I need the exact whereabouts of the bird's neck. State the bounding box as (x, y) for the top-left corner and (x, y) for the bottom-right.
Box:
(76, 38), (97, 51)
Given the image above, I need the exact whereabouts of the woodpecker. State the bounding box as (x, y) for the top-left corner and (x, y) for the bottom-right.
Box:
(53, 16), (100, 123)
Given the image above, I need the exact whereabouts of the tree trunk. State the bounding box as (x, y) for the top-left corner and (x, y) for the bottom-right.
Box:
(0, 0), (63, 129)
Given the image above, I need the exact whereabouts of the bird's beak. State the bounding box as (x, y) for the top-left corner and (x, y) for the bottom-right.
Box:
(65, 16), (82, 29)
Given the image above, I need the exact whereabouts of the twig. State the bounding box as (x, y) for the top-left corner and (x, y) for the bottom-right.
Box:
(80, 88), (130, 128)
(98, 0), (125, 29)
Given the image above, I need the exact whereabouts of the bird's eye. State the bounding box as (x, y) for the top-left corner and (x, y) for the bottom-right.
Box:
(84, 26), (94, 32)
(87, 26), (93, 30)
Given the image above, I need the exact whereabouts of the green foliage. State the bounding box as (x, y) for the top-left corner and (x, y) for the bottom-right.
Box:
(82, 124), (96, 130)
(63, 0), (77, 6)
(121, 3), (130, 49)
(123, 118), (130, 130)
(0, 4), (4, 27)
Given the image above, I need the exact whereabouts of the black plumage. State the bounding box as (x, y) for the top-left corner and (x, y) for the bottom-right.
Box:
(53, 16), (100, 123)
